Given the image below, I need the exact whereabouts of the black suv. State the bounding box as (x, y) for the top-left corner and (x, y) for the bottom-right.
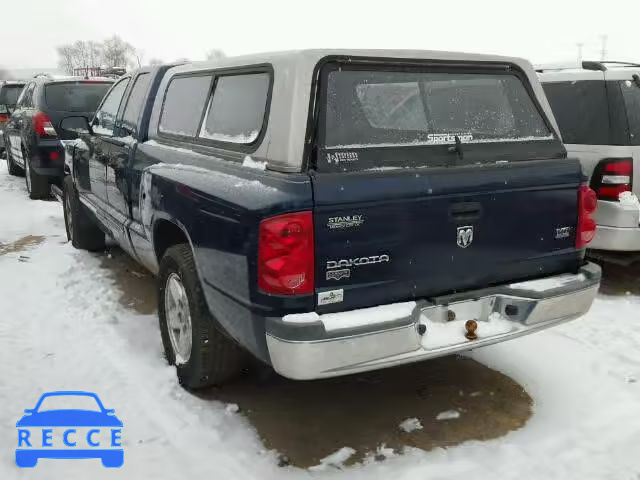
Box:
(0, 80), (26, 156)
(4, 76), (113, 198)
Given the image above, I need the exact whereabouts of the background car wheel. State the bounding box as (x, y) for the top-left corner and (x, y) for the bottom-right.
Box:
(63, 176), (106, 251)
(23, 148), (49, 199)
(5, 147), (23, 176)
(158, 243), (247, 389)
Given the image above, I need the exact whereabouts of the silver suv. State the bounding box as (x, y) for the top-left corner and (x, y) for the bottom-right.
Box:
(538, 61), (640, 254)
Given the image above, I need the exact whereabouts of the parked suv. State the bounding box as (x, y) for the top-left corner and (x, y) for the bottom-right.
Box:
(61, 51), (600, 388)
(538, 61), (640, 254)
(0, 80), (26, 157)
(4, 76), (113, 198)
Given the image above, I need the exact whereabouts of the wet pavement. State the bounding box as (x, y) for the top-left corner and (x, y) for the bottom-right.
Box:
(0, 235), (45, 256)
(95, 245), (640, 467)
(97, 247), (535, 467)
(598, 260), (640, 296)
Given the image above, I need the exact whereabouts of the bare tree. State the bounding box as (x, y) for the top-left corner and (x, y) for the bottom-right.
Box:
(205, 49), (225, 61)
(56, 40), (104, 75)
(102, 35), (134, 68)
(57, 35), (136, 75)
(56, 45), (76, 74)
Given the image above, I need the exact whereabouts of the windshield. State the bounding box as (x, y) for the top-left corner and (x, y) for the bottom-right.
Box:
(44, 82), (112, 112)
(324, 69), (553, 149)
(37, 394), (102, 412)
(0, 85), (25, 106)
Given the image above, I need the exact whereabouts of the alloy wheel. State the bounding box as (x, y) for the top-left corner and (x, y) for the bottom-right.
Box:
(164, 273), (193, 365)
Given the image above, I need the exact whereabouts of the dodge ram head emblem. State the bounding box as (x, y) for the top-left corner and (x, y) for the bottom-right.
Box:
(457, 226), (474, 248)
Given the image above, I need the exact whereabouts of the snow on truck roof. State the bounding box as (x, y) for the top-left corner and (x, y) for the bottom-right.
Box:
(147, 49), (559, 173)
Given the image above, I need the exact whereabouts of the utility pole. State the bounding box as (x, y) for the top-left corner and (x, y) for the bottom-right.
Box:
(600, 35), (608, 61)
(577, 42), (584, 64)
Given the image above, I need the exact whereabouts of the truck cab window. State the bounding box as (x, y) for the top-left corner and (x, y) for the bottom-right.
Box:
(159, 75), (212, 137)
(120, 73), (151, 137)
(199, 73), (270, 144)
(93, 79), (130, 136)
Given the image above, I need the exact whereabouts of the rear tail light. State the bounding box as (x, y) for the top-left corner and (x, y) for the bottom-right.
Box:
(576, 185), (597, 249)
(33, 111), (57, 138)
(591, 158), (633, 201)
(0, 113), (9, 124)
(49, 151), (60, 161)
(258, 211), (314, 295)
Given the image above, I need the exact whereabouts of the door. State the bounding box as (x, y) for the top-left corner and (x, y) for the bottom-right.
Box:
(6, 82), (34, 168)
(75, 78), (130, 210)
(106, 72), (151, 220)
(105, 72), (152, 247)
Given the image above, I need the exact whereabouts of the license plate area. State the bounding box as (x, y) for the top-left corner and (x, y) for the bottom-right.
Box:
(419, 297), (520, 350)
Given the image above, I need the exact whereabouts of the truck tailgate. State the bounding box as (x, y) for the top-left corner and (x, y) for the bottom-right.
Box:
(312, 159), (583, 312)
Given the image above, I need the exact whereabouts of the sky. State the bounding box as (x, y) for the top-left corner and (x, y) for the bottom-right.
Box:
(1, 0), (639, 70)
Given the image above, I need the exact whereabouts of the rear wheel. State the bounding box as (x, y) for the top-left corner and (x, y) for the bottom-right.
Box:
(24, 147), (49, 199)
(63, 175), (105, 251)
(5, 147), (23, 176)
(158, 244), (247, 389)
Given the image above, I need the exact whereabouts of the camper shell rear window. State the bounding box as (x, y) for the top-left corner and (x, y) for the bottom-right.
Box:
(317, 61), (562, 172)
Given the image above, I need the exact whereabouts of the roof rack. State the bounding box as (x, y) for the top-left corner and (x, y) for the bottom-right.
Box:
(536, 60), (640, 73)
(581, 61), (607, 71)
(599, 61), (640, 68)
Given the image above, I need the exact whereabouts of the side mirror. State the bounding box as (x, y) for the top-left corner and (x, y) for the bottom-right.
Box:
(60, 116), (93, 135)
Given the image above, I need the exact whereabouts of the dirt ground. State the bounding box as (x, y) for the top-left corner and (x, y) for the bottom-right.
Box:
(0, 235), (46, 257)
(97, 248), (533, 467)
(95, 247), (639, 467)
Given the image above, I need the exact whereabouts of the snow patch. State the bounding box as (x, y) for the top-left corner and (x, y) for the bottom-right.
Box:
(282, 301), (416, 332)
(510, 273), (586, 292)
(436, 410), (461, 421)
(399, 417), (423, 433)
(310, 446), (356, 471)
(242, 155), (266, 171)
(619, 191), (640, 210)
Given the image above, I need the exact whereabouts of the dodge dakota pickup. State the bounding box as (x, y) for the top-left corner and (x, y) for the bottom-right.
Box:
(60, 50), (601, 389)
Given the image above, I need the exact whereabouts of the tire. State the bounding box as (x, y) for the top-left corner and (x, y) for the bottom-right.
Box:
(5, 146), (23, 176)
(24, 147), (49, 199)
(63, 175), (105, 251)
(158, 244), (247, 389)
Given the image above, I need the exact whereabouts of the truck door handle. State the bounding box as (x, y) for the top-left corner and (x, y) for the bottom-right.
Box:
(449, 202), (482, 222)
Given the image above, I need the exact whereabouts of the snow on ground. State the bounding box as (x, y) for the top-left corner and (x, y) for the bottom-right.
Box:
(0, 159), (639, 479)
(399, 418), (423, 433)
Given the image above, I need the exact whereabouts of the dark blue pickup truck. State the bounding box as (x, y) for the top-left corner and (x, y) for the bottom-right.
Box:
(60, 50), (601, 388)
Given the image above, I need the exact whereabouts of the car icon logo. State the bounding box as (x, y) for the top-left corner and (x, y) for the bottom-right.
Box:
(457, 225), (474, 248)
(15, 391), (123, 468)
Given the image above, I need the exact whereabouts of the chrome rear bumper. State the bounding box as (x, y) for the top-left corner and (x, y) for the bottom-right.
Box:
(266, 263), (601, 380)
